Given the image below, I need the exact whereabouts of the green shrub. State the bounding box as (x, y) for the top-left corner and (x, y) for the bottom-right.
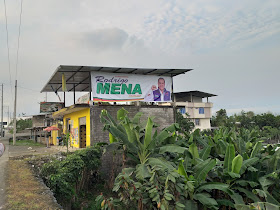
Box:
(41, 145), (103, 206)
(99, 108), (280, 210)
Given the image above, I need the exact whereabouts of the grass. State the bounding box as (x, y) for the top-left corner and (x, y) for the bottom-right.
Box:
(9, 139), (44, 146)
(6, 160), (61, 209)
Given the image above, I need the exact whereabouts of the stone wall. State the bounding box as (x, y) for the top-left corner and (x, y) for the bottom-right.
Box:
(90, 105), (175, 144)
(90, 104), (175, 180)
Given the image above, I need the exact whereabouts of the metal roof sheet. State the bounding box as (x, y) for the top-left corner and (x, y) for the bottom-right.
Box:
(41, 65), (193, 92)
(175, 91), (217, 98)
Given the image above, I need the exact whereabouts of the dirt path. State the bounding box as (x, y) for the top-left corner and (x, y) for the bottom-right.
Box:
(0, 137), (9, 209)
(0, 136), (62, 209)
(5, 160), (62, 209)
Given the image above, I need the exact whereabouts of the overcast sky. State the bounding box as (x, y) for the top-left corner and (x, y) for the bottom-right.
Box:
(0, 0), (280, 121)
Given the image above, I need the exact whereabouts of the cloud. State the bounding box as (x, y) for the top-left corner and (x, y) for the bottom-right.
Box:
(79, 28), (128, 50)
(74, 28), (145, 53)
(1, 0), (280, 119)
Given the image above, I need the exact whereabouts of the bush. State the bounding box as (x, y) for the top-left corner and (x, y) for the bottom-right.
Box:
(41, 145), (103, 206)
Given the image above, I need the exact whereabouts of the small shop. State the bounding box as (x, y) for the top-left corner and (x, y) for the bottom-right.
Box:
(52, 104), (90, 148)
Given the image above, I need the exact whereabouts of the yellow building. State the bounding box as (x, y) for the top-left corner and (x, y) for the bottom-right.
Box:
(52, 104), (91, 148)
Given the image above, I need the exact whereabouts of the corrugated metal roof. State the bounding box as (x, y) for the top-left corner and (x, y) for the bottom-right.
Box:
(175, 91), (217, 98)
(41, 65), (192, 92)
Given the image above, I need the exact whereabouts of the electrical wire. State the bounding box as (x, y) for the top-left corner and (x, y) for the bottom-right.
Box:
(3, 0), (13, 98)
(15, 0), (23, 80)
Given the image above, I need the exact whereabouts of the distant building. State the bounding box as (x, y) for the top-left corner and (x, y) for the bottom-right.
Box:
(174, 91), (217, 130)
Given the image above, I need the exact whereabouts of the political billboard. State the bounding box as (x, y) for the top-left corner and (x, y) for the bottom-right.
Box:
(91, 72), (172, 102)
(40, 102), (64, 113)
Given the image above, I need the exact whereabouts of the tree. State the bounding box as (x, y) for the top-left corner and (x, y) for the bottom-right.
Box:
(9, 118), (32, 133)
(211, 109), (228, 127)
(176, 112), (194, 133)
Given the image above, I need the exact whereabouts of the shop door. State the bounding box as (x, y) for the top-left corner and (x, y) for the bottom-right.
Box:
(80, 125), (86, 148)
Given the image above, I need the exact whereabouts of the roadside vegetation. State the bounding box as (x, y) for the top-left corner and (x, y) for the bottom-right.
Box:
(9, 139), (43, 146)
(40, 145), (105, 209)
(36, 108), (280, 209)
(9, 118), (32, 134)
(6, 160), (61, 209)
(212, 109), (280, 142)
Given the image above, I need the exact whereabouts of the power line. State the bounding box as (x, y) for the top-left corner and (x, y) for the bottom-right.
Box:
(3, 0), (13, 98)
(15, 0), (23, 80)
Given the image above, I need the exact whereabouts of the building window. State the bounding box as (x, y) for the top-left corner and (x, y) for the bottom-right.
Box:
(199, 107), (204, 114)
(178, 107), (186, 114)
(195, 119), (200, 126)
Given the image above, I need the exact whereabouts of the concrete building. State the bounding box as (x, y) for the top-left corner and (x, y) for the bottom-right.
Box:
(174, 91), (217, 130)
(29, 113), (54, 143)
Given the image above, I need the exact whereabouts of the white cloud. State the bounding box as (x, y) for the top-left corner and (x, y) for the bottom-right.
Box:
(0, 0), (279, 117)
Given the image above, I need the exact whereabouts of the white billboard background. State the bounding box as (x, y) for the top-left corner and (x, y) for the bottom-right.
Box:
(91, 72), (172, 102)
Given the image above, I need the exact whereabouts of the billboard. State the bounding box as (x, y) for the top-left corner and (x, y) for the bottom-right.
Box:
(91, 72), (172, 102)
(40, 102), (64, 113)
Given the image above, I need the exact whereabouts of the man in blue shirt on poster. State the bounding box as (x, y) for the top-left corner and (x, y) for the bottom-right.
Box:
(144, 78), (171, 101)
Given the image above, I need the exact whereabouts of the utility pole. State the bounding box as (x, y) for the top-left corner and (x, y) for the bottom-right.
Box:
(13, 80), (17, 145)
(1, 84), (3, 138)
(7, 106), (9, 126)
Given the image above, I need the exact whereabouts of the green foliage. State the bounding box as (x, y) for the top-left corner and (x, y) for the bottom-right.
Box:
(99, 108), (280, 210)
(9, 118), (32, 133)
(175, 111), (194, 133)
(41, 145), (103, 206)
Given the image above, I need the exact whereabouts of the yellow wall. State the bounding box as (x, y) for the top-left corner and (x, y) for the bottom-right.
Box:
(51, 123), (58, 145)
(63, 108), (91, 148)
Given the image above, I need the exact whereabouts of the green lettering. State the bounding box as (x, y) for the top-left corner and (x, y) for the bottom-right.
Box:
(131, 84), (142, 94)
(97, 83), (110, 94)
(121, 84), (132, 94)
(111, 83), (121, 94)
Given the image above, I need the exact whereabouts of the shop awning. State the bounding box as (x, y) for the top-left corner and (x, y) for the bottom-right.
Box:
(41, 65), (193, 93)
(52, 104), (90, 119)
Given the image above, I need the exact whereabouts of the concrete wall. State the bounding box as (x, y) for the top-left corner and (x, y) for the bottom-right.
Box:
(192, 118), (211, 130)
(90, 105), (175, 144)
(32, 115), (45, 127)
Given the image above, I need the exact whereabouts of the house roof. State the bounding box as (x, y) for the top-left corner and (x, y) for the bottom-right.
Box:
(175, 91), (217, 98)
(41, 65), (193, 93)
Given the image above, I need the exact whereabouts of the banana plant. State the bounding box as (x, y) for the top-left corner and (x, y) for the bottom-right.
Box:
(100, 108), (185, 165)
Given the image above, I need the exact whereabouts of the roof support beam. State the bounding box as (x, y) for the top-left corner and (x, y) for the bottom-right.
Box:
(81, 86), (89, 91)
(113, 68), (122, 73)
(159, 69), (174, 76)
(68, 76), (90, 91)
(49, 82), (88, 85)
(144, 69), (157, 75)
(129, 68), (138, 73)
(55, 66), (84, 92)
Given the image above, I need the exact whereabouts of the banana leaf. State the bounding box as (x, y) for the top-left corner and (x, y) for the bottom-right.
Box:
(224, 144), (235, 171)
(136, 163), (151, 181)
(159, 145), (188, 154)
(199, 145), (212, 160)
(193, 193), (218, 208)
(235, 187), (260, 202)
(144, 117), (153, 149)
(194, 159), (216, 182)
(250, 141), (263, 158)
